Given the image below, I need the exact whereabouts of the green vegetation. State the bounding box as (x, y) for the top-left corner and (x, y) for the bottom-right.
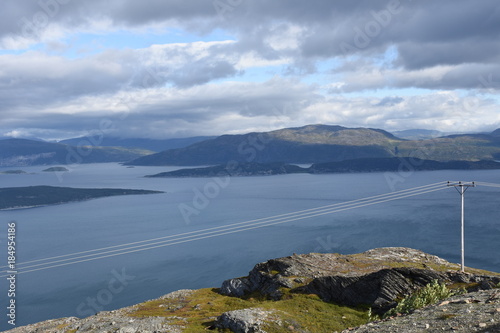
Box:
(129, 288), (367, 332)
(383, 280), (461, 318)
(0, 185), (163, 210)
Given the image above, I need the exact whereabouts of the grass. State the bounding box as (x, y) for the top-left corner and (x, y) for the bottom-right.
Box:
(129, 288), (367, 332)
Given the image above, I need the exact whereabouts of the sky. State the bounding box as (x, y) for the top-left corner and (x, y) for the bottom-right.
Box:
(0, 0), (499, 140)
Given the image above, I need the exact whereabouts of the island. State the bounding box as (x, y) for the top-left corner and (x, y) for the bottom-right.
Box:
(0, 170), (27, 174)
(42, 166), (69, 172)
(144, 158), (500, 178)
(0, 185), (164, 210)
(145, 162), (308, 178)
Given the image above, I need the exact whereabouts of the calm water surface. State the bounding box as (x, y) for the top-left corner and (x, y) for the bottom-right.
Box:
(1, 163), (499, 329)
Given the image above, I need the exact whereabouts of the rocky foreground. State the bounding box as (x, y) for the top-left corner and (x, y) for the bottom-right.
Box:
(5, 247), (500, 333)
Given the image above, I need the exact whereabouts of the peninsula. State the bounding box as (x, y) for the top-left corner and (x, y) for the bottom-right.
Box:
(0, 185), (163, 210)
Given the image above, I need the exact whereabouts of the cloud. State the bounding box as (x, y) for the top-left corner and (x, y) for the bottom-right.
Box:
(0, 0), (499, 139)
(302, 91), (500, 132)
(329, 61), (500, 93)
(0, 77), (320, 139)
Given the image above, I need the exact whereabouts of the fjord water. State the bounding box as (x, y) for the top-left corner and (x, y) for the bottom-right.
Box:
(1, 163), (500, 329)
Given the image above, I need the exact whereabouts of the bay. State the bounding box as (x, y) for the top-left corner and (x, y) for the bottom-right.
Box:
(0, 163), (499, 330)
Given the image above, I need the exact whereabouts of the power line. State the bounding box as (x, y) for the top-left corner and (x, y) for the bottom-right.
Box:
(0, 181), (445, 269)
(0, 182), (448, 277)
(0, 181), (445, 271)
(1, 184), (448, 275)
(10, 185), (448, 273)
(474, 181), (500, 188)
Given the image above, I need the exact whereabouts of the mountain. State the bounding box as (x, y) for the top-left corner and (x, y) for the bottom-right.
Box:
(59, 136), (213, 152)
(127, 125), (500, 166)
(396, 130), (500, 161)
(0, 139), (152, 167)
(127, 125), (402, 166)
(6, 248), (500, 332)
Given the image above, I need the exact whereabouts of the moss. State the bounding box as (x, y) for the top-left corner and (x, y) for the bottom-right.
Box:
(447, 281), (480, 292)
(258, 294), (367, 332)
(439, 313), (458, 320)
(128, 288), (367, 332)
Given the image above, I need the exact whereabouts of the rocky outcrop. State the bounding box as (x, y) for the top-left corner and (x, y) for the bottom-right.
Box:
(220, 247), (500, 313)
(303, 267), (500, 314)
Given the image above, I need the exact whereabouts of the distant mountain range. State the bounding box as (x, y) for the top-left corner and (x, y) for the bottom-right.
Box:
(59, 136), (213, 152)
(3, 125), (500, 167)
(0, 139), (152, 167)
(127, 124), (500, 166)
(390, 129), (449, 140)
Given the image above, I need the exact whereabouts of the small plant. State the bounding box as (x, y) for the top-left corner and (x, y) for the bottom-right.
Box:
(367, 307), (380, 322)
(383, 280), (455, 318)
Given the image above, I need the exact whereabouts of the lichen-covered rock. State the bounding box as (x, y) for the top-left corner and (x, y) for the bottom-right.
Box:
(215, 308), (277, 333)
(220, 269), (294, 299)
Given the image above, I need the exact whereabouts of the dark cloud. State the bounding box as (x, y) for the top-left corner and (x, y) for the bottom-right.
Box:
(2, 0), (499, 72)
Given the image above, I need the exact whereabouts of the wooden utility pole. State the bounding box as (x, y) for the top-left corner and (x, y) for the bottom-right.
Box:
(447, 181), (475, 272)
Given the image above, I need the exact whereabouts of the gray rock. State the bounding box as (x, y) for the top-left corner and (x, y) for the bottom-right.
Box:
(215, 308), (276, 333)
(221, 277), (253, 297)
